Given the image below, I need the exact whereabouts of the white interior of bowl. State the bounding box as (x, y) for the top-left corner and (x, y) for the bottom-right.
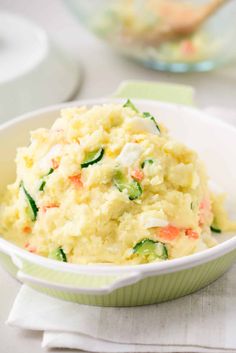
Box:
(0, 98), (236, 275)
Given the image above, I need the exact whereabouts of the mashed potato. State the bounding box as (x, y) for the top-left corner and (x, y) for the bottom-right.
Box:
(0, 101), (235, 265)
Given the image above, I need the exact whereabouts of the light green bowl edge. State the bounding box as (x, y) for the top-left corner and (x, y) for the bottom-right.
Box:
(0, 250), (236, 306)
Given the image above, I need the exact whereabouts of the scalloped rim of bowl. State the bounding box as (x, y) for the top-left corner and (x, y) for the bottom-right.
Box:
(0, 98), (236, 277)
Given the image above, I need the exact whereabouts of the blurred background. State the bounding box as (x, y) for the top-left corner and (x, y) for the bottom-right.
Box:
(1, 0), (236, 120)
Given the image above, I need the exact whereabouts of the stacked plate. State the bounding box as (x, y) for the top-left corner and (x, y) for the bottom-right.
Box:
(0, 12), (81, 122)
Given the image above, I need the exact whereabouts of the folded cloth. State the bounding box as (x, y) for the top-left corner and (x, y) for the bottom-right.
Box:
(6, 107), (236, 352)
(7, 263), (236, 352)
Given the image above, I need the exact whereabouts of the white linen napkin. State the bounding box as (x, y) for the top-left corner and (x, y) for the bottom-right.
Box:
(6, 107), (236, 352)
(7, 263), (236, 352)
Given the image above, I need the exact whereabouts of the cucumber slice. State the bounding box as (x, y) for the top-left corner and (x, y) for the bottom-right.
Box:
(47, 168), (54, 176)
(39, 180), (46, 192)
(133, 238), (168, 261)
(113, 170), (127, 190)
(143, 112), (161, 133)
(127, 180), (142, 200)
(141, 158), (154, 169)
(113, 170), (142, 200)
(81, 147), (104, 168)
(210, 226), (221, 233)
(39, 168), (54, 191)
(20, 181), (38, 221)
(50, 247), (67, 262)
(123, 99), (139, 113)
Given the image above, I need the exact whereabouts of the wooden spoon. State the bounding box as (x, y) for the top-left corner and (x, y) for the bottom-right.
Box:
(133, 0), (230, 45)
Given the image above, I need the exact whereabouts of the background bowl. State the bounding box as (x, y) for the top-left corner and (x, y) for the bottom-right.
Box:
(0, 97), (236, 306)
(65, 0), (236, 72)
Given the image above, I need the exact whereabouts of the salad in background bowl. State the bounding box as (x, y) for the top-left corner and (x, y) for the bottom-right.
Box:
(66, 0), (236, 72)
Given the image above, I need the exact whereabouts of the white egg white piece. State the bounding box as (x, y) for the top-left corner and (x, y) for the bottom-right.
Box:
(38, 144), (63, 173)
(51, 117), (68, 131)
(127, 116), (159, 135)
(142, 217), (169, 229)
(116, 143), (143, 167)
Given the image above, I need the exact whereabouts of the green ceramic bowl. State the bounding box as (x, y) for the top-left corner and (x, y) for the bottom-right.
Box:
(0, 83), (236, 306)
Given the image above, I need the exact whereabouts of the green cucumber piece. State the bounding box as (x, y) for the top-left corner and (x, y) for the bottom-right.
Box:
(81, 147), (104, 168)
(123, 99), (139, 113)
(113, 170), (127, 190)
(50, 247), (67, 262)
(20, 181), (38, 221)
(113, 170), (142, 200)
(47, 168), (54, 176)
(141, 158), (154, 169)
(39, 168), (54, 191)
(39, 180), (46, 192)
(133, 239), (156, 254)
(143, 112), (161, 133)
(210, 226), (221, 233)
(127, 180), (142, 200)
(133, 238), (168, 261)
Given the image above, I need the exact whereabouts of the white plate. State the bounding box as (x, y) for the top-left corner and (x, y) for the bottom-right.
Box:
(0, 12), (81, 123)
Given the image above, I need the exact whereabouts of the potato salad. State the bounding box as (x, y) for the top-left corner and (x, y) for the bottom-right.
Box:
(0, 101), (235, 265)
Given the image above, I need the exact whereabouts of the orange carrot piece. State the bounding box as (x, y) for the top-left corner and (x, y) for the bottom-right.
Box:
(199, 198), (211, 226)
(68, 174), (83, 188)
(28, 245), (37, 253)
(185, 229), (199, 240)
(131, 168), (144, 182)
(200, 198), (210, 210)
(181, 40), (195, 55)
(159, 225), (180, 241)
(24, 243), (37, 253)
(42, 204), (59, 213)
(22, 226), (32, 234)
(51, 158), (59, 169)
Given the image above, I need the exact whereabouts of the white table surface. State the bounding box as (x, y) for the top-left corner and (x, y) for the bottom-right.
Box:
(0, 1), (236, 353)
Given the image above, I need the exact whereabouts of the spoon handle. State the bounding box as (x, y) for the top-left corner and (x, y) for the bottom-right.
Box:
(202, 0), (230, 20)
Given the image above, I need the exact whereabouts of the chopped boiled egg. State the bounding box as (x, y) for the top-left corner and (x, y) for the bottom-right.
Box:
(116, 143), (143, 167)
